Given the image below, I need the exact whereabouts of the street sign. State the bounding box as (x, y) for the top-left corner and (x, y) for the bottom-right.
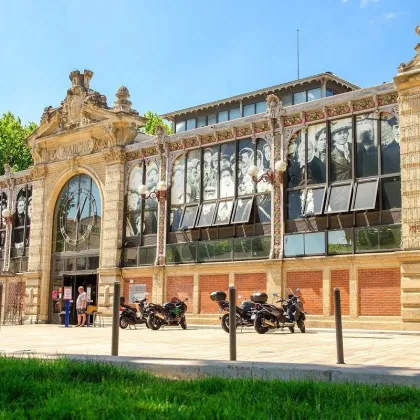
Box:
(63, 286), (72, 300)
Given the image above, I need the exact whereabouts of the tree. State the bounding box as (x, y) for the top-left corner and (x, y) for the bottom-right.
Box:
(0, 112), (37, 175)
(143, 111), (172, 135)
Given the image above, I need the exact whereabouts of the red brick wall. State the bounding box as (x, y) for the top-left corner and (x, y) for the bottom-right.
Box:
(167, 276), (194, 313)
(287, 271), (323, 315)
(199, 275), (229, 314)
(358, 268), (401, 316)
(331, 270), (350, 316)
(122, 277), (153, 304)
(235, 273), (266, 302)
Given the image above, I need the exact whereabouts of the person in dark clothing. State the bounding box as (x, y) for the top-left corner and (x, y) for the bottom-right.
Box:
(357, 130), (378, 177)
(381, 117), (400, 174)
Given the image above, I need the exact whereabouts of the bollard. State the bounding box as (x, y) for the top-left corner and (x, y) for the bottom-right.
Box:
(334, 288), (345, 364)
(111, 281), (121, 356)
(229, 286), (237, 361)
(64, 299), (70, 328)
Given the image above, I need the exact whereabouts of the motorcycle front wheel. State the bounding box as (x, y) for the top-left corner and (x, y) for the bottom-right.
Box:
(180, 316), (187, 330)
(147, 314), (162, 330)
(221, 313), (240, 333)
(254, 315), (269, 334)
(119, 317), (129, 329)
(297, 320), (306, 333)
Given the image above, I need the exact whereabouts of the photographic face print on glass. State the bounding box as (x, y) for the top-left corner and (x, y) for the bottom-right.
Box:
(203, 145), (219, 201)
(356, 113), (378, 178)
(0, 192), (7, 229)
(256, 195), (271, 223)
(307, 123), (326, 185)
(232, 197), (253, 224)
(180, 205), (199, 230)
(171, 155), (185, 205)
(287, 132), (303, 188)
(186, 150), (201, 203)
(256, 139), (271, 193)
(303, 187), (326, 216)
(219, 142), (235, 198)
(170, 207), (183, 232)
(197, 202), (216, 227)
(287, 190), (304, 219)
(126, 211), (141, 237)
(214, 200), (234, 226)
(326, 184), (352, 214)
(330, 117), (353, 182)
(145, 160), (159, 210)
(127, 164), (143, 211)
(237, 139), (254, 196)
(380, 113), (400, 175)
(143, 210), (157, 234)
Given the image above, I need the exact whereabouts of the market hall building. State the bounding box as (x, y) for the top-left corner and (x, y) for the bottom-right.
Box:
(0, 27), (420, 330)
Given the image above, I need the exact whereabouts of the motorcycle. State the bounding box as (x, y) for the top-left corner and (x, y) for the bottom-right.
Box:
(253, 288), (306, 334)
(145, 297), (188, 330)
(119, 296), (149, 329)
(210, 290), (258, 333)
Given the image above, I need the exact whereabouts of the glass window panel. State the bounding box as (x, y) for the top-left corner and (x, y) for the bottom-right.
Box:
(379, 225), (401, 250)
(180, 205), (199, 229)
(0, 192), (8, 230)
(325, 184), (352, 213)
(214, 200), (234, 226)
(307, 88), (321, 101)
(170, 155), (185, 205)
(232, 197), (253, 224)
(352, 180), (378, 211)
(197, 116), (207, 128)
(328, 229), (353, 254)
(175, 121), (186, 133)
(287, 132), (304, 188)
(380, 113), (400, 174)
(284, 234), (304, 257)
(170, 207), (183, 232)
(143, 210), (157, 235)
(126, 211), (141, 237)
(220, 142), (236, 198)
(127, 164), (143, 211)
(282, 94), (293, 106)
(256, 101), (266, 113)
(218, 110), (228, 123)
(257, 139), (271, 193)
(287, 190), (304, 219)
(229, 108), (240, 120)
(293, 91), (306, 104)
(256, 195), (271, 223)
(382, 177), (401, 209)
(243, 104), (255, 117)
(186, 118), (196, 130)
(186, 150), (201, 203)
(145, 160), (159, 210)
(330, 117), (353, 182)
(304, 232), (325, 255)
(326, 89), (334, 97)
(203, 145), (219, 200)
(303, 187), (325, 216)
(356, 113), (378, 177)
(238, 139), (254, 196)
(26, 188), (32, 226)
(355, 227), (379, 252)
(196, 202), (217, 227)
(307, 123), (326, 184)
(208, 113), (217, 125)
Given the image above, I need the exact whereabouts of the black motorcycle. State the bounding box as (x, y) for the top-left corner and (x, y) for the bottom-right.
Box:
(119, 296), (148, 329)
(145, 297), (188, 330)
(210, 290), (258, 333)
(253, 288), (306, 334)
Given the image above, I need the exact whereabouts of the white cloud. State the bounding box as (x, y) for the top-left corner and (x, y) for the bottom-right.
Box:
(384, 12), (397, 20)
(360, 0), (380, 8)
(342, 0), (348, 3)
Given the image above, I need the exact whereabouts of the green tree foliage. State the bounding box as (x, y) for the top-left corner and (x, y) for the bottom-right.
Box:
(143, 111), (172, 135)
(0, 112), (37, 175)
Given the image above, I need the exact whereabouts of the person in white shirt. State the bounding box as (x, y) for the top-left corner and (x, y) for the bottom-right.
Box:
(76, 286), (87, 327)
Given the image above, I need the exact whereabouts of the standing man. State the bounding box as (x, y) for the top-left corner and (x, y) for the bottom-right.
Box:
(76, 286), (87, 327)
(330, 121), (352, 181)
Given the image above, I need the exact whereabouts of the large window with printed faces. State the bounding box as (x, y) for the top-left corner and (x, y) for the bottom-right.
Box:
(167, 138), (272, 263)
(285, 112), (401, 257)
(0, 191), (8, 259)
(123, 160), (159, 266)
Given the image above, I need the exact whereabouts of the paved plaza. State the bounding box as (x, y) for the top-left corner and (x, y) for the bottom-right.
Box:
(1, 324), (420, 370)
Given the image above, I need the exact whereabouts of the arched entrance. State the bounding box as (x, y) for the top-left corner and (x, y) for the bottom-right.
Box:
(49, 174), (102, 324)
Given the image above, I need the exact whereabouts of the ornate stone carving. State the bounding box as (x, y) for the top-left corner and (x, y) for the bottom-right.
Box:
(92, 137), (108, 153)
(200, 134), (215, 145)
(326, 104), (351, 117)
(378, 93), (399, 106)
(284, 114), (303, 127)
(40, 106), (54, 125)
(102, 146), (126, 164)
(235, 126), (252, 138)
(305, 110), (325, 122)
(217, 130), (234, 142)
(31, 143), (43, 165)
(253, 121), (270, 134)
(352, 98), (375, 111)
(31, 165), (47, 180)
(113, 86), (138, 116)
(185, 136), (199, 148)
(126, 150), (144, 161)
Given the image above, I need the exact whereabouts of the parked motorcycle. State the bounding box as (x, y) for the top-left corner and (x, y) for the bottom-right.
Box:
(210, 290), (258, 333)
(145, 297), (188, 330)
(253, 288), (306, 334)
(119, 296), (149, 329)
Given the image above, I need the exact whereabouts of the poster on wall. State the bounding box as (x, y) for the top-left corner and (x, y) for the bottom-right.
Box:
(63, 286), (72, 300)
(129, 284), (147, 304)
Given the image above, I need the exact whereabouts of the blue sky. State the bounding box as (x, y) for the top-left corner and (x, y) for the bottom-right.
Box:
(0, 0), (418, 125)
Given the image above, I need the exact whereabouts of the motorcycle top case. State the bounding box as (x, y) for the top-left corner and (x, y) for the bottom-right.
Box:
(250, 292), (268, 303)
(240, 301), (255, 311)
(210, 291), (227, 302)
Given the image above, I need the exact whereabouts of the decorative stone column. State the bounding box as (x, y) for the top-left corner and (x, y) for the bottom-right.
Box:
(394, 25), (420, 328)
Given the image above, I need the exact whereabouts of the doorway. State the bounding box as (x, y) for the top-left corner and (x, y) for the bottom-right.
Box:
(51, 274), (97, 325)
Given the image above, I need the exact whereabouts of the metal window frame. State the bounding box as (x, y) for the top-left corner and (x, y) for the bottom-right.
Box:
(179, 204), (200, 230)
(213, 199), (235, 226)
(303, 186), (327, 216)
(351, 178), (379, 211)
(231, 196), (254, 224)
(196, 201), (217, 228)
(324, 182), (353, 214)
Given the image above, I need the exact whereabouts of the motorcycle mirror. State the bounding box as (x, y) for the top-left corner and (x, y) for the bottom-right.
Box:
(273, 293), (279, 297)
(295, 288), (300, 292)
(238, 295), (242, 299)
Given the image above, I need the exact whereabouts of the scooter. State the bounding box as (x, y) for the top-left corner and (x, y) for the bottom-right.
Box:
(119, 296), (149, 329)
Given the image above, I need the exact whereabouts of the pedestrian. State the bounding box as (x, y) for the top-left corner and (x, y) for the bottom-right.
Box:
(76, 286), (87, 327)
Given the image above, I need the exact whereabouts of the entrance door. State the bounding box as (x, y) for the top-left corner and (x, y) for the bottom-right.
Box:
(59, 274), (97, 325)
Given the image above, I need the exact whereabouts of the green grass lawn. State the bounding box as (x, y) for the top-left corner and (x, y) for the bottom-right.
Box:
(0, 358), (420, 419)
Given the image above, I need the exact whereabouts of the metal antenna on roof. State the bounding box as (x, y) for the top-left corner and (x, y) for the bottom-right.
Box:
(297, 29), (300, 80)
